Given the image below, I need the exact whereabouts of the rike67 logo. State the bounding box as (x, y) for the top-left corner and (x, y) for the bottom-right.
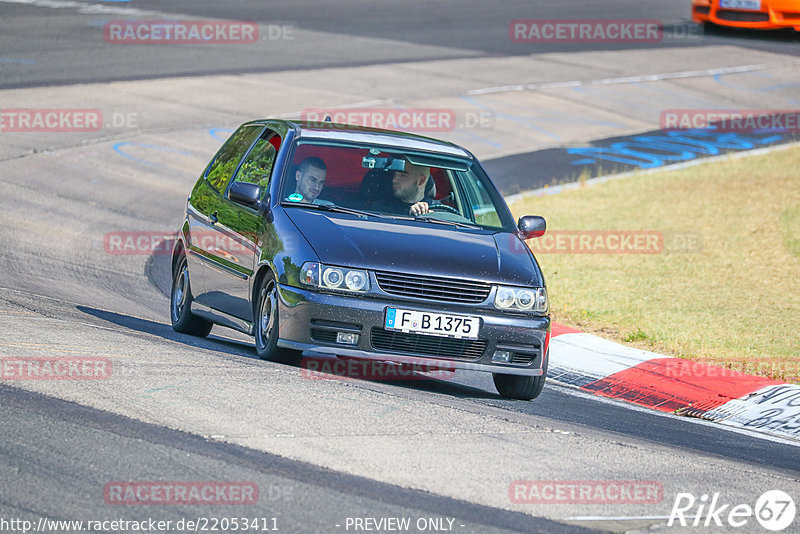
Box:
(669, 490), (796, 531)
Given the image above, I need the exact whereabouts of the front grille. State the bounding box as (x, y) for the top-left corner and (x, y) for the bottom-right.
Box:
(497, 344), (540, 365)
(370, 327), (487, 360)
(511, 352), (535, 365)
(717, 10), (769, 21)
(310, 328), (338, 343)
(375, 271), (491, 303)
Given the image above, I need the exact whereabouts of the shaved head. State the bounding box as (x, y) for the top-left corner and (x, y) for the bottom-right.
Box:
(392, 161), (430, 203)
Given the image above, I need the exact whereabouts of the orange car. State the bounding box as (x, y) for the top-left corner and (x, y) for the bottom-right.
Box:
(692, 0), (800, 30)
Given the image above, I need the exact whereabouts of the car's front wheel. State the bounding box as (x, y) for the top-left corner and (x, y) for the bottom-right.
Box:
(170, 254), (213, 337)
(492, 351), (548, 400)
(254, 271), (296, 363)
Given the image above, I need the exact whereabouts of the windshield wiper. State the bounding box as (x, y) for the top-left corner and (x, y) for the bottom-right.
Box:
(285, 202), (389, 219)
(415, 216), (481, 229)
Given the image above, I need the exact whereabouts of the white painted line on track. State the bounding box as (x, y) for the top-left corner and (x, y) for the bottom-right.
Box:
(0, 0), (163, 16)
(538, 81), (583, 89)
(467, 62), (800, 96)
(565, 515), (695, 521)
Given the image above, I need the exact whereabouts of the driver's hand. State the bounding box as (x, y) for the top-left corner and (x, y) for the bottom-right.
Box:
(409, 201), (430, 216)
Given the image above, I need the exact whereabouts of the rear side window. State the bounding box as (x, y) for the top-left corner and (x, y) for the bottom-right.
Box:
(233, 131), (281, 192)
(205, 125), (262, 192)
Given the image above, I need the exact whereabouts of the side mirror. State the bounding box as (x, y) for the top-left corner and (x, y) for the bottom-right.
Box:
(229, 182), (263, 210)
(518, 215), (546, 239)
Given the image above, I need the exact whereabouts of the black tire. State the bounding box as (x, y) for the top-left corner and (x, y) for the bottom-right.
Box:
(254, 271), (296, 363)
(170, 254), (213, 337)
(492, 350), (548, 400)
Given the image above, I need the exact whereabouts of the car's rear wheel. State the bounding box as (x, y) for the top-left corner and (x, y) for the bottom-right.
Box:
(254, 271), (296, 363)
(170, 254), (213, 337)
(492, 351), (548, 400)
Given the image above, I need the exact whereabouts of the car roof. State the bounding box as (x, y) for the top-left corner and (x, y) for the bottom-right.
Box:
(249, 119), (472, 159)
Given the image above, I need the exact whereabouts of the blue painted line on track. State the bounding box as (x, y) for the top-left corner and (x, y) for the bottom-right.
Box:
(455, 129), (503, 149)
(566, 130), (787, 169)
(460, 96), (561, 141)
(112, 130), (232, 167)
(209, 128), (234, 143)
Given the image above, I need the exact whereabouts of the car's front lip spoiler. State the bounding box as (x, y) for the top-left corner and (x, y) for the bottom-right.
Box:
(278, 340), (544, 376)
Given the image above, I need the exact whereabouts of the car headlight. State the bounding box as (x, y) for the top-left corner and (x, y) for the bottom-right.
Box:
(494, 286), (547, 313)
(300, 262), (370, 293)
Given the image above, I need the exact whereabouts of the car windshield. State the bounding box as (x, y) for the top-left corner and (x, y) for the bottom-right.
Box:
(280, 139), (514, 231)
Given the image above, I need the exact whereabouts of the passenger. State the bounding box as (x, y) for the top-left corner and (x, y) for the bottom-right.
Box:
(373, 161), (433, 216)
(292, 157), (328, 204)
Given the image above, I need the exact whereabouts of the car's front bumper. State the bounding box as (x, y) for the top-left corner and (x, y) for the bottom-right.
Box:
(276, 283), (550, 376)
(692, 0), (800, 30)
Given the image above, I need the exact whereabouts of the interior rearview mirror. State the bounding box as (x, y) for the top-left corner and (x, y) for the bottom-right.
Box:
(362, 156), (406, 171)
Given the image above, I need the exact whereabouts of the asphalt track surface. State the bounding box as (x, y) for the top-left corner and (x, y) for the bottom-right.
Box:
(1, 1), (799, 533)
(1, 384), (583, 534)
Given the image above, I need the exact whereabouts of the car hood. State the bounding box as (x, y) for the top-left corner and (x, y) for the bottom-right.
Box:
(285, 208), (542, 286)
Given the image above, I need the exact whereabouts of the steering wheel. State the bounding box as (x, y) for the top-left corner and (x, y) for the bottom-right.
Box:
(428, 203), (460, 215)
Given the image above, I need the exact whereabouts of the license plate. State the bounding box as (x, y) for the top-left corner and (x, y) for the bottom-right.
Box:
(720, 0), (761, 10)
(385, 308), (480, 340)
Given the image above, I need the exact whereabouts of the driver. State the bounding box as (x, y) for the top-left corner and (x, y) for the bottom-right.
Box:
(373, 161), (433, 216)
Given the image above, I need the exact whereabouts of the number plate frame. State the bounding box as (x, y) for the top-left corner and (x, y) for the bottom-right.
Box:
(720, 0), (762, 10)
(384, 307), (481, 340)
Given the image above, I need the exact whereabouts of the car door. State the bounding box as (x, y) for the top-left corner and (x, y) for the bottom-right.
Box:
(187, 123), (264, 309)
(202, 126), (284, 321)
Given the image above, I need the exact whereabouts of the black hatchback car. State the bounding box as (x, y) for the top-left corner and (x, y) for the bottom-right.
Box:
(171, 120), (550, 400)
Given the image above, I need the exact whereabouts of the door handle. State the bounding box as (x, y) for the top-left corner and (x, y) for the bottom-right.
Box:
(209, 211), (218, 225)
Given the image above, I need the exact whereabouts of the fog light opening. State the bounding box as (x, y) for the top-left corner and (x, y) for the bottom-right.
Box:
(492, 350), (512, 363)
(336, 332), (359, 346)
